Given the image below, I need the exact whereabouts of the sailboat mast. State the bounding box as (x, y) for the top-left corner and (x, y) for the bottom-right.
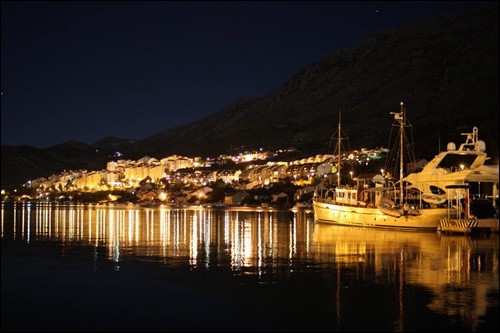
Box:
(391, 102), (405, 206)
(338, 111), (342, 186)
(398, 103), (405, 206)
(399, 102), (404, 184)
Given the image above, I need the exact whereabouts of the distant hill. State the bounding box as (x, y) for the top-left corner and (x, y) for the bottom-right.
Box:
(2, 5), (498, 186)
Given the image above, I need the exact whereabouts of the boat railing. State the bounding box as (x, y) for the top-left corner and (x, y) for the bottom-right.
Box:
(314, 188), (335, 203)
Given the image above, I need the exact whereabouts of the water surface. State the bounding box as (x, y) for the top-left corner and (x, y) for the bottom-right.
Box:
(1, 202), (498, 332)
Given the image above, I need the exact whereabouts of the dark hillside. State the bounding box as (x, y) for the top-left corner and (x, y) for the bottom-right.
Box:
(140, 6), (498, 162)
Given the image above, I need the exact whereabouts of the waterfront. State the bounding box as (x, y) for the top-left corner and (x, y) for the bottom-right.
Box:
(1, 203), (498, 332)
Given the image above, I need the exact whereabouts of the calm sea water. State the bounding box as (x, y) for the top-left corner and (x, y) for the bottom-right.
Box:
(1, 202), (498, 332)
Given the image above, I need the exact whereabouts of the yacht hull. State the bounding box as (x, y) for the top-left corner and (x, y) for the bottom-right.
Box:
(313, 201), (449, 231)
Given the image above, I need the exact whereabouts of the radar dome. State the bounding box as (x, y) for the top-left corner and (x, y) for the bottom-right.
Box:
(477, 140), (486, 152)
(447, 142), (456, 151)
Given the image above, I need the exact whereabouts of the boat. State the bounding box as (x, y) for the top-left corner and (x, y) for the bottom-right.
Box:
(313, 102), (499, 232)
(439, 184), (499, 234)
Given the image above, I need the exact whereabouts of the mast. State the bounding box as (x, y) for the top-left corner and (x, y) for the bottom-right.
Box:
(331, 110), (348, 187)
(391, 102), (405, 206)
(337, 111), (342, 186)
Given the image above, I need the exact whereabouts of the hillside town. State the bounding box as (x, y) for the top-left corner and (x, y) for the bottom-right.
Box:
(2, 146), (399, 207)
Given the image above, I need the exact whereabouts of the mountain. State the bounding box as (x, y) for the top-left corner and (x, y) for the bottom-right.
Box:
(2, 5), (498, 187)
(139, 5), (499, 158)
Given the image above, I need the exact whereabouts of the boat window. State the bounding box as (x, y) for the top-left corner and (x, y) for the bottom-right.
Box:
(430, 185), (446, 195)
(437, 154), (478, 170)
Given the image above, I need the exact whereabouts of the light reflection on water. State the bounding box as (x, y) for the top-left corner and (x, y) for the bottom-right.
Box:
(2, 203), (316, 275)
(313, 223), (499, 331)
(1, 202), (498, 332)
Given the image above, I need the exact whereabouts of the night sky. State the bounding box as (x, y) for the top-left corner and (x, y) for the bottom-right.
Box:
(1, 1), (496, 148)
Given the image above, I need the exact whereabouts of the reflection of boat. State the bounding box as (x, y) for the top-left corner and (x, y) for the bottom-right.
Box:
(313, 223), (499, 331)
(313, 223), (441, 260)
(312, 224), (440, 331)
(439, 185), (499, 234)
(313, 102), (499, 231)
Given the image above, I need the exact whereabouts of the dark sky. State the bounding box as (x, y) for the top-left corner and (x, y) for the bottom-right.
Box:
(1, 1), (496, 148)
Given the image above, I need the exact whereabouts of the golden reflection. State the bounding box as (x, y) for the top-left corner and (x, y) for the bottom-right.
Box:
(427, 235), (498, 331)
(312, 223), (498, 331)
(1, 203), (316, 275)
(190, 209), (199, 267)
